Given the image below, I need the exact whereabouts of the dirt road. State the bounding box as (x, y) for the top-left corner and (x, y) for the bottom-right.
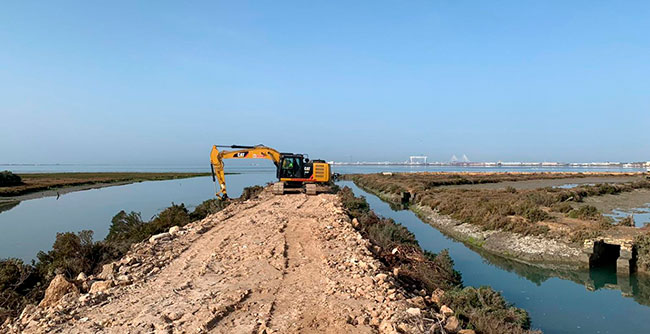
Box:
(12, 191), (428, 333)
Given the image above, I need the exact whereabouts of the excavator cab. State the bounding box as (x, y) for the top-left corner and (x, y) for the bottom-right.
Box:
(278, 154), (308, 179)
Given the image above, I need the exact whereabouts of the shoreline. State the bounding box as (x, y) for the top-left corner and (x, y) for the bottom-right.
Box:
(352, 182), (591, 271)
(0, 172), (217, 203)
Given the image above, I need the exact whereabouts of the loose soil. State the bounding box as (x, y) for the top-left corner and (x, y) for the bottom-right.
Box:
(8, 191), (435, 333)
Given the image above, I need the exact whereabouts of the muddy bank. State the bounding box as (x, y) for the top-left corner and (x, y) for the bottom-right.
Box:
(583, 188), (650, 213)
(440, 175), (643, 190)
(357, 184), (590, 271)
(0, 181), (135, 203)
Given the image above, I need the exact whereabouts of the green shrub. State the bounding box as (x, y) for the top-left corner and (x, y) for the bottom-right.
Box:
(35, 230), (114, 280)
(551, 202), (573, 213)
(190, 199), (229, 221)
(144, 203), (190, 235)
(105, 211), (149, 254)
(619, 215), (635, 227)
(0, 171), (22, 187)
(366, 217), (418, 249)
(567, 205), (601, 220)
(441, 286), (536, 334)
(240, 185), (264, 200)
(339, 186), (370, 217)
(0, 259), (43, 322)
(522, 208), (553, 223)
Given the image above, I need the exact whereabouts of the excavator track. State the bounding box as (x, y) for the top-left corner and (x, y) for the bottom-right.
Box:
(272, 182), (285, 195)
(305, 183), (317, 195)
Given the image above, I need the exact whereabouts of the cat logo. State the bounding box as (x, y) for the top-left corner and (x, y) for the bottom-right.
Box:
(235, 152), (248, 158)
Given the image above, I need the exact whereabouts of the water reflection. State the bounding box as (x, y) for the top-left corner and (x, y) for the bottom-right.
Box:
(476, 243), (650, 306)
(605, 206), (650, 228)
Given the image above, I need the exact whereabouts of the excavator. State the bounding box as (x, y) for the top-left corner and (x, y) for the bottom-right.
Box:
(210, 145), (332, 199)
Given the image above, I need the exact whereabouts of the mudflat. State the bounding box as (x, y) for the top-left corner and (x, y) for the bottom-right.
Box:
(440, 175), (644, 190)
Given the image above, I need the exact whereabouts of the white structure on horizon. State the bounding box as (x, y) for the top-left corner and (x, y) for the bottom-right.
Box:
(409, 155), (428, 164)
(462, 154), (470, 163)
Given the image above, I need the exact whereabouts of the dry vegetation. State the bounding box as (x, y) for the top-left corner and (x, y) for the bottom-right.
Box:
(0, 172), (211, 197)
(344, 172), (650, 244)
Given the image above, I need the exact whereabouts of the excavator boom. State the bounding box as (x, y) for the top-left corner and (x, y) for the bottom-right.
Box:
(210, 145), (281, 199)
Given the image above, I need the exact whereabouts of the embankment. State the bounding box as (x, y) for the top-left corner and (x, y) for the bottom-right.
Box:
(2, 187), (537, 333)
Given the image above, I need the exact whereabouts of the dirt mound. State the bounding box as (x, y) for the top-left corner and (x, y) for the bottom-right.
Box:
(5, 190), (441, 333)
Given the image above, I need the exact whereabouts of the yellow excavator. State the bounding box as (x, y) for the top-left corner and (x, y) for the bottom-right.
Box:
(210, 145), (332, 199)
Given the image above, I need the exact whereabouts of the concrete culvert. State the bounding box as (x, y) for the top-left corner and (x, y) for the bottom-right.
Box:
(400, 192), (411, 204)
(589, 241), (621, 271)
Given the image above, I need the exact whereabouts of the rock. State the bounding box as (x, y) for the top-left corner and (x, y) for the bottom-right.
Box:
(392, 267), (400, 277)
(97, 263), (116, 280)
(19, 304), (37, 324)
(431, 288), (444, 306)
(169, 226), (180, 236)
(391, 247), (399, 254)
(459, 330), (476, 334)
(82, 279), (96, 292)
(405, 307), (421, 316)
(408, 296), (427, 309)
(89, 280), (114, 294)
(351, 218), (359, 228)
(375, 273), (388, 282)
(150, 232), (171, 243)
(444, 316), (460, 333)
(76, 272), (87, 281)
(39, 274), (80, 308)
(78, 294), (90, 304)
(116, 275), (132, 285)
(166, 311), (183, 321)
(440, 305), (454, 317)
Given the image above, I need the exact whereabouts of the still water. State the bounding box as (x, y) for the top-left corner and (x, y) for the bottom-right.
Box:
(2, 164), (650, 333)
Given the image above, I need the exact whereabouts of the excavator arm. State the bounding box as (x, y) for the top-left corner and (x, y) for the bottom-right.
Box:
(210, 145), (282, 199)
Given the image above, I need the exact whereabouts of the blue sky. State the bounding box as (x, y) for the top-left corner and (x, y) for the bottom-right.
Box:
(1, 1), (648, 164)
